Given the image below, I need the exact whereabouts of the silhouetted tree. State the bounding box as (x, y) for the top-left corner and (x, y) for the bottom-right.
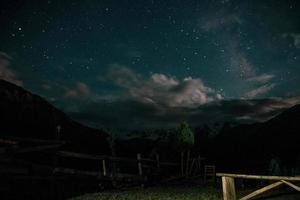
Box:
(174, 121), (194, 177)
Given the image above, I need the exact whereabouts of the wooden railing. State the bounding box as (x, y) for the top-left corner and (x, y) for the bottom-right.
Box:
(1, 136), (207, 184)
(216, 173), (300, 200)
(55, 151), (179, 181)
(0, 135), (179, 183)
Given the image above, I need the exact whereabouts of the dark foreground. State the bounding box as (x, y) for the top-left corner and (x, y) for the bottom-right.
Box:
(1, 175), (300, 200)
(69, 186), (221, 200)
(69, 186), (300, 200)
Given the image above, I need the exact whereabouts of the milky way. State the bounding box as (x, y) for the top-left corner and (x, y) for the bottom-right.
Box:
(1, 0), (300, 129)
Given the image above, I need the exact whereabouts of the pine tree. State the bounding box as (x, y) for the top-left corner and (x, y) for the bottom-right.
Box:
(174, 121), (194, 177)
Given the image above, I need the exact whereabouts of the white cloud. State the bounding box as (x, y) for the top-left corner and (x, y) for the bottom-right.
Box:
(244, 83), (276, 99)
(106, 64), (222, 108)
(282, 33), (300, 48)
(235, 96), (300, 122)
(127, 50), (142, 58)
(151, 73), (178, 88)
(107, 63), (140, 87)
(224, 40), (277, 97)
(199, 13), (242, 32)
(246, 74), (275, 84)
(0, 52), (23, 86)
(65, 82), (90, 99)
(290, 33), (300, 48)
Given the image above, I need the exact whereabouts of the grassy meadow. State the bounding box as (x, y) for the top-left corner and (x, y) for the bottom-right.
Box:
(69, 186), (221, 200)
(68, 184), (300, 200)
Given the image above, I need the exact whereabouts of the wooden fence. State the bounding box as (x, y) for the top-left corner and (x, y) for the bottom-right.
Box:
(0, 136), (180, 184)
(0, 136), (209, 187)
(55, 151), (179, 182)
(217, 173), (300, 200)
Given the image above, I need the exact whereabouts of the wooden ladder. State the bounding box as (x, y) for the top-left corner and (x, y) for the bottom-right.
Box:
(204, 165), (216, 183)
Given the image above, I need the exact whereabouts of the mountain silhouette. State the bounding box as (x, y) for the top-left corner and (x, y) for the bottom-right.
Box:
(0, 79), (110, 154)
(215, 104), (300, 173)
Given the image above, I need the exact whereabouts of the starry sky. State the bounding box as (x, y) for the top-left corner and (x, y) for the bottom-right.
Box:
(1, 0), (300, 130)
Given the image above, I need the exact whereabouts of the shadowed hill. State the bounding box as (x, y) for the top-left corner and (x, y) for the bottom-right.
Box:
(0, 79), (110, 154)
(215, 104), (300, 173)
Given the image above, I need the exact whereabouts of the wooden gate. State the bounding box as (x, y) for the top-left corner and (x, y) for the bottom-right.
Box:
(216, 173), (300, 200)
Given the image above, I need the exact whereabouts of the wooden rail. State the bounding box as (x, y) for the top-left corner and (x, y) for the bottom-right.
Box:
(16, 144), (62, 153)
(0, 135), (179, 185)
(1, 143), (178, 183)
(57, 151), (178, 166)
(0, 144), (62, 155)
(0, 136), (65, 144)
(216, 173), (300, 200)
(55, 150), (178, 182)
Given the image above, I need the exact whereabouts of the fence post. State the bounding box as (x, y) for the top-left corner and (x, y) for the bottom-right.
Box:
(156, 154), (160, 171)
(102, 159), (107, 176)
(137, 153), (143, 176)
(222, 176), (236, 200)
(181, 152), (184, 176)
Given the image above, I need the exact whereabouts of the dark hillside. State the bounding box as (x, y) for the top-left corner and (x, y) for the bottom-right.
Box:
(0, 79), (110, 154)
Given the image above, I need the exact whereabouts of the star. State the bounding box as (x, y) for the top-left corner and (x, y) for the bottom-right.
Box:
(0, 0), (299, 130)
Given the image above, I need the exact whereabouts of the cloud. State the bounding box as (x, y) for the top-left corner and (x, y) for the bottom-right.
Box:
(243, 73), (276, 98)
(283, 33), (300, 48)
(68, 97), (300, 129)
(195, 97), (300, 123)
(246, 74), (275, 84)
(199, 12), (242, 32)
(224, 40), (277, 97)
(244, 83), (276, 99)
(65, 82), (90, 99)
(291, 34), (300, 48)
(0, 52), (23, 86)
(41, 84), (52, 90)
(62, 66), (287, 130)
(197, 9), (278, 99)
(106, 64), (222, 108)
(231, 97), (300, 122)
(127, 50), (142, 58)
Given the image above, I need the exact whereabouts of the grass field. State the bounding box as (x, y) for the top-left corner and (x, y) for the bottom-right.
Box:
(69, 186), (222, 200)
(68, 184), (300, 200)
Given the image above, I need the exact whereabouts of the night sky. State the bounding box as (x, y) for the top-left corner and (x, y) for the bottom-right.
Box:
(1, 0), (300, 130)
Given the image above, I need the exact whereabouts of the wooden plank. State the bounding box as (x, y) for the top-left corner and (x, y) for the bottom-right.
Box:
(181, 152), (184, 176)
(240, 181), (283, 200)
(0, 144), (61, 155)
(53, 167), (144, 181)
(53, 167), (101, 177)
(0, 158), (54, 171)
(156, 154), (160, 170)
(0, 136), (65, 144)
(16, 144), (62, 153)
(102, 159), (107, 176)
(58, 151), (179, 166)
(12, 176), (65, 180)
(57, 151), (107, 160)
(0, 138), (18, 145)
(159, 162), (179, 166)
(0, 168), (29, 175)
(281, 180), (300, 192)
(58, 151), (137, 162)
(216, 173), (300, 181)
(222, 176), (236, 200)
(188, 158), (195, 175)
(137, 153), (143, 176)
